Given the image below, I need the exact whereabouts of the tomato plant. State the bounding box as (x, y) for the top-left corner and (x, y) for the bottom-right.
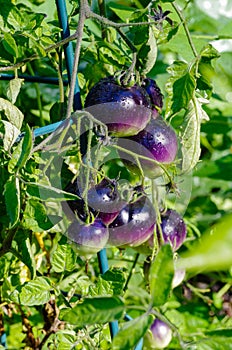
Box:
(0, 0), (232, 349)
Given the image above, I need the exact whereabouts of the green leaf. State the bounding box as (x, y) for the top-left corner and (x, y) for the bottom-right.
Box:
(51, 242), (77, 273)
(112, 314), (153, 350)
(149, 244), (174, 307)
(200, 44), (220, 61)
(1, 120), (20, 151)
(166, 61), (196, 117)
(26, 182), (81, 202)
(17, 277), (51, 306)
(3, 32), (18, 57)
(139, 26), (157, 75)
(4, 176), (20, 228)
(6, 78), (24, 104)
(55, 331), (78, 350)
(90, 268), (126, 296)
(14, 230), (36, 279)
(61, 296), (125, 326)
(197, 45), (220, 94)
(108, 3), (135, 22)
(191, 334), (232, 350)
(23, 199), (61, 232)
(6, 6), (23, 31)
(180, 98), (209, 174)
(178, 214), (232, 273)
(8, 124), (33, 173)
(194, 154), (232, 181)
(0, 97), (24, 129)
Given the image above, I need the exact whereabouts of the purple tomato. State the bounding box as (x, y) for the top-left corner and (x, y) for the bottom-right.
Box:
(108, 195), (156, 247)
(118, 115), (178, 178)
(87, 178), (126, 225)
(67, 218), (109, 255)
(141, 78), (163, 117)
(145, 319), (172, 349)
(84, 76), (152, 137)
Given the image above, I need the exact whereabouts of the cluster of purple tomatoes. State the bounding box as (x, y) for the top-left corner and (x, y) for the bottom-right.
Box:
(63, 75), (187, 257)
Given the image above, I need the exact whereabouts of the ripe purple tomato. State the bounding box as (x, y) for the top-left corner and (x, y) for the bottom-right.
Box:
(143, 209), (187, 253)
(87, 178), (126, 225)
(67, 218), (109, 255)
(84, 76), (152, 137)
(108, 195), (156, 247)
(159, 209), (187, 251)
(118, 115), (178, 178)
(141, 78), (163, 117)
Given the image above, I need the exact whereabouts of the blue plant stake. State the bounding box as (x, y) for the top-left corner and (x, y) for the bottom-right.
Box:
(55, 0), (82, 111)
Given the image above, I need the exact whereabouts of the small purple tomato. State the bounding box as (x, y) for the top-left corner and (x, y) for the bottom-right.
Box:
(87, 178), (125, 225)
(141, 78), (163, 117)
(108, 195), (156, 247)
(159, 209), (187, 251)
(148, 319), (172, 349)
(118, 116), (178, 178)
(67, 218), (109, 255)
(136, 209), (187, 253)
(84, 76), (152, 137)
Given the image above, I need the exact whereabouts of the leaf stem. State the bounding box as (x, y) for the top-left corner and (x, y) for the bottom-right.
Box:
(123, 253), (140, 291)
(65, 0), (87, 119)
(112, 143), (174, 184)
(172, 2), (198, 58)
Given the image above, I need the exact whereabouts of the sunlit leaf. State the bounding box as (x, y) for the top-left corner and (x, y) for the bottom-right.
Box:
(3, 32), (18, 57)
(166, 61), (196, 117)
(0, 97), (24, 129)
(6, 78), (24, 104)
(112, 314), (153, 350)
(1, 120), (20, 151)
(15, 277), (51, 306)
(180, 98), (209, 174)
(4, 175), (20, 228)
(23, 199), (61, 232)
(51, 242), (77, 273)
(8, 124), (33, 173)
(149, 244), (174, 307)
(139, 26), (157, 75)
(61, 296), (125, 326)
(178, 214), (232, 273)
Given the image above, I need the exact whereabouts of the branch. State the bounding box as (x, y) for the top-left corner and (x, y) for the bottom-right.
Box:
(172, 2), (198, 58)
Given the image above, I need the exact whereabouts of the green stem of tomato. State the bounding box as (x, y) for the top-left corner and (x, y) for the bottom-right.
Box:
(112, 143), (174, 185)
(98, 0), (107, 39)
(27, 63), (45, 126)
(172, 2), (198, 58)
(65, 0), (87, 119)
(123, 253), (140, 292)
